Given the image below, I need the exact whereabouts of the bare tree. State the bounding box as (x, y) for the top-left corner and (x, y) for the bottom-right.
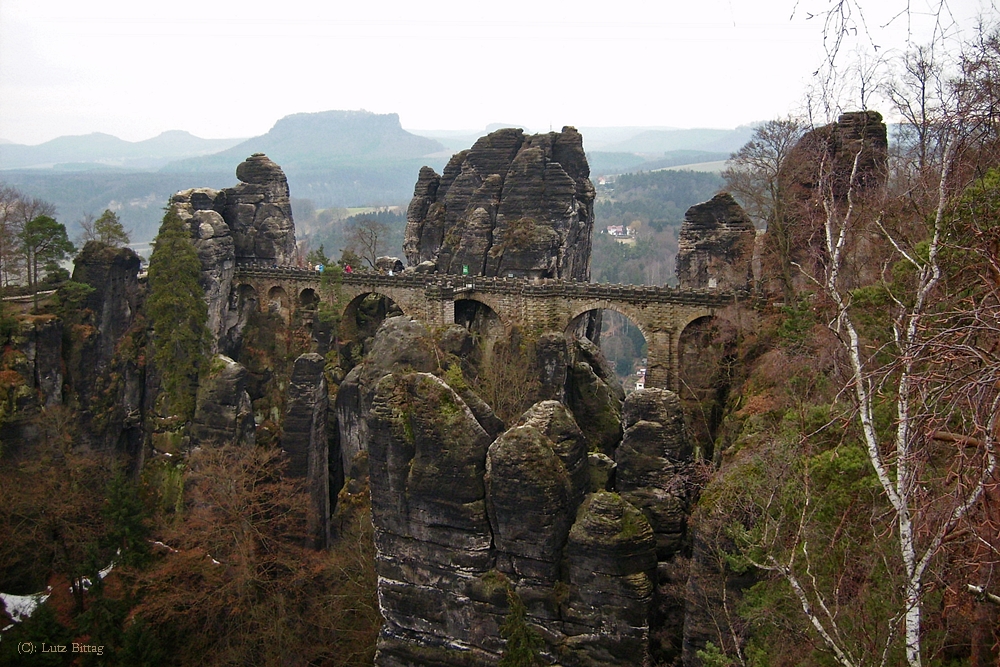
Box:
(723, 118), (806, 300)
(0, 184), (24, 288)
(345, 217), (388, 270)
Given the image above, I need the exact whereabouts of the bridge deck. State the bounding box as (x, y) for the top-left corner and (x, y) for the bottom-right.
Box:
(233, 264), (747, 308)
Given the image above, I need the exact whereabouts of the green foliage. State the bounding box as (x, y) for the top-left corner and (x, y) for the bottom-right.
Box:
(117, 618), (166, 667)
(499, 587), (543, 667)
(146, 208), (209, 420)
(774, 295), (817, 351)
(53, 280), (96, 317)
(305, 243), (330, 267)
(101, 468), (150, 568)
(696, 642), (737, 667)
(20, 215), (75, 310)
(88, 209), (131, 247)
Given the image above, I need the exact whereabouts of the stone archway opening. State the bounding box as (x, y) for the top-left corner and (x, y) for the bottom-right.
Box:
(454, 298), (504, 365)
(339, 292), (403, 371)
(266, 286), (290, 324)
(568, 309), (649, 392)
(298, 288), (318, 310)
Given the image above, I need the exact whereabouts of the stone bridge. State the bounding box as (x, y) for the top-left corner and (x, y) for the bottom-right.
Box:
(233, 264), (745, 390)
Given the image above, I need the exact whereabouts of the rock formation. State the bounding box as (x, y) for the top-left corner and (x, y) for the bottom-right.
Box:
(190, 355), (255, 449)
(404, 127), (595, 280)
(675, 193), (756, 290)
(364, 361), (689, 666)
(281, 353), (330, 548)
(169, 154), (297, 350)
(66, 242), (145, 454)
(765, 110), (889, 294)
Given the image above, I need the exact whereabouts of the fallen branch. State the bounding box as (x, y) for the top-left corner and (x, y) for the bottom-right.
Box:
(967, 584), (1000, 606)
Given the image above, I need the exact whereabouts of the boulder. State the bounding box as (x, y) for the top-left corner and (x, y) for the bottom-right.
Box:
(616, 388), (692, 559)
(368, 372), (501, 664)
(562, 491), (657, 666)
(67, 242), (144, 453)
(565, 338), (624, 457)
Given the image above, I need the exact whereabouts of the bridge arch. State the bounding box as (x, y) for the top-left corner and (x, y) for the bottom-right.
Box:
(455, 296), (507, 329)
(267, 286), (291, 324)
(234, 283), (258, 307)
(299, 288), (318, 310)
(565, 302), (653, 350)
(567, 307), (650, 391)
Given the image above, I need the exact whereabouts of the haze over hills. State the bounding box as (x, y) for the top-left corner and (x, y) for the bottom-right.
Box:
(0, 131), (246, 170)
(0, 109), (750, 245)
(164, 110), (445, 172)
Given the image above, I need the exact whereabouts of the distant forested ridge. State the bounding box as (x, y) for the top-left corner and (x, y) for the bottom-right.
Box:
(591, 169), (723, 286)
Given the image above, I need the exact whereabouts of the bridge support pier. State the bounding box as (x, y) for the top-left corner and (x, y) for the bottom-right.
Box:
(644, 328), (676, 391)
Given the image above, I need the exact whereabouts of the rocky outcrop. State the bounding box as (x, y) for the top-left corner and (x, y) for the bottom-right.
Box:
(169, 154), (297, 350)
(784, 110), (888, 201)
(675, 193), (756, 290)
(0, 317), (64, 446)
(281, 353), (330, 548)
(562, 492), (658, 666)
(566, 337), (624, 457)
(617, 389), (693, 559)
(760, 110), (889, 294)
(70, 241), (142, 371)
(616, 389), (696, 663)
(65, 242), (145, 454)
(368, 372), (498, 666)
(356, 321), (683, 667)
(190, 355), (255, 449)
(486, 402), (586, 588)
(368, 366), (662, 667)
(404, 127), (595, 280)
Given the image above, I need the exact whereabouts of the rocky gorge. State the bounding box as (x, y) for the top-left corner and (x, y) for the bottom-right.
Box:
(4, 108), (995, 667)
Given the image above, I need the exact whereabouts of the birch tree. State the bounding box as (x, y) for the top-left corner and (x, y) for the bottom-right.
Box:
(762, 26), (999, 667)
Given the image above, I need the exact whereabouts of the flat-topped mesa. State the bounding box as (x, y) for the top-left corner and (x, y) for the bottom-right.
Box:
(404, 127), (596, 281)
(675, 192), (756, 290)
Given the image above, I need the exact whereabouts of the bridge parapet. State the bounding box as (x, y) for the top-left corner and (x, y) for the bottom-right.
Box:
(231, 264), (748, 390)
(233, 264), (746, 307)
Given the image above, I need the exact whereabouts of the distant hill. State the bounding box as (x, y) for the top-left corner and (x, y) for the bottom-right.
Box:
(0, 131), (245, 170)
(600, 127), (755, 155)
(588, 150), (730, 176)
(165, 110), (445, 172)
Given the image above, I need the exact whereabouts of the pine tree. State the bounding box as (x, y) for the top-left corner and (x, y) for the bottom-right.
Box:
(146, 208), (208, 420)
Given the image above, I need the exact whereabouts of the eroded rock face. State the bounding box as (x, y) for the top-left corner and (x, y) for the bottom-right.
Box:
(66, 242), (144, 454)
(404, 127), (595, 280)
(190, 355), (255, 449)
(617, 388), (692, 558)
(169, 154), (297, 349)
(562, 491), (658, 666)
(566, 337), (624, 457)
(675, 193), (756, 290)
(616, 389), (695, 663)
(368, 372), (499, 666)
(281, 353), (330, 548)
(368, 364), (661, 667)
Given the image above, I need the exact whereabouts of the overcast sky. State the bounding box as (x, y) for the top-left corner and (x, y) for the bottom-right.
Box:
(0, 0), (991, 145)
